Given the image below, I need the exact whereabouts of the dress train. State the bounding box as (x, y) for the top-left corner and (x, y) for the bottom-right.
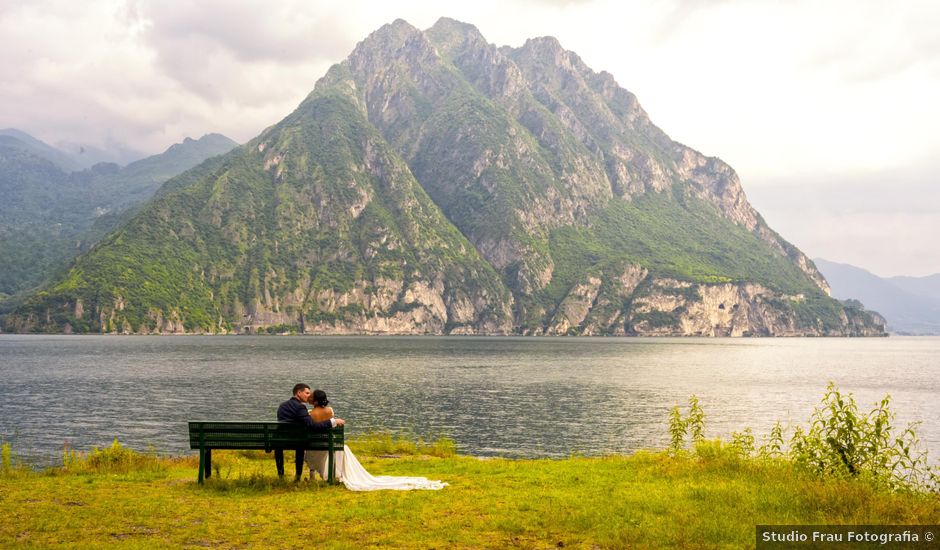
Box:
(306, 445), (447, 491)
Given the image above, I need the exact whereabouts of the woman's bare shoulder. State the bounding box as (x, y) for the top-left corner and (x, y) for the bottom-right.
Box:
(310, 405), (334, 421)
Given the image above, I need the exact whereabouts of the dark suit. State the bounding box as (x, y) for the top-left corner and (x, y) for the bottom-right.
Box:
(275, 397), (333, 479)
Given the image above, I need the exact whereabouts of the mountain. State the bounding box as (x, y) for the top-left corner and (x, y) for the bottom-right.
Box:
(814, 259), (940, 335)
(69, 133), (239, 214)
(888, 274), (940, 304)
(0, 128), (147, 171)
(0, 129), (85, 172)
(3, 19), (884, 336)
(0, 133), (238, 302)
(53, 140), (145, 170)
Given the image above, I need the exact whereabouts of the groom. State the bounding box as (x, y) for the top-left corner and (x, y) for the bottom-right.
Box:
(275, 383), (346, 480)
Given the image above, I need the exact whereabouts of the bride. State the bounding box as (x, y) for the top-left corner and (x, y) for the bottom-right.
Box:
(305, 390), (447, 491)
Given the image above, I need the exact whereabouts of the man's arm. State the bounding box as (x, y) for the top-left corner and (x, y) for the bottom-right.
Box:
(306, 417), (345, 431)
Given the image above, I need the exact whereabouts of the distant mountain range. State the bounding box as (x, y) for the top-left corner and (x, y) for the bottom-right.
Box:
(0, 128), (145, 170)
(0, 128), (86, 172)
(0, 130), (238, 304)
(1, 18), (884, 336)
(814, 258), (940, 335)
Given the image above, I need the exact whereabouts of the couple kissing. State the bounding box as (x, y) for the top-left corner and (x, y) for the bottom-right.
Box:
(276, 383), (447, 492)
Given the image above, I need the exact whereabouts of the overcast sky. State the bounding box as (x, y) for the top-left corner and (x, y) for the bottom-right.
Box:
(2, 0), (938, 276)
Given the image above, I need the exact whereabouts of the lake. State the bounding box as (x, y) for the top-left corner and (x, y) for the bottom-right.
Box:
(1, 335), (938, 464)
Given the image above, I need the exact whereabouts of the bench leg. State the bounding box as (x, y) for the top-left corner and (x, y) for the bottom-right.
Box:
(198, 448), (205, 484)
(204, 449), (212, 479)
(274, 449), (285, 477)
(328, 450), (334, 485)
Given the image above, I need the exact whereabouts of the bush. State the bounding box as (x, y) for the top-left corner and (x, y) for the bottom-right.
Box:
(668, 395), (705, 454)
(69, 439), (166, 475)
(789, 383), (938, 491)
(758, 421), (786, 459)
(669, 385), (939, 493)
(730, 428), (755, 458)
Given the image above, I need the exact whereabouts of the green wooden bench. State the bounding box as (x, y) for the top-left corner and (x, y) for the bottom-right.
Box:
(188, 421), (344, 484)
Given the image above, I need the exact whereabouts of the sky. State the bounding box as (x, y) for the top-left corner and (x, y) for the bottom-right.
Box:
(1, 0), (938, 277)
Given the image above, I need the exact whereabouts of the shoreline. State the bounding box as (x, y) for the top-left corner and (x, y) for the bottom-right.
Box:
(0, 331), (909, 337)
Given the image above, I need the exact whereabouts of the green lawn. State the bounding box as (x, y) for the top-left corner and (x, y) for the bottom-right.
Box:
(2, 444), (937, 549)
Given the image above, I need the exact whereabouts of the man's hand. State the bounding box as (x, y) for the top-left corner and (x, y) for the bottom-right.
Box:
(333, 418), (346, 427)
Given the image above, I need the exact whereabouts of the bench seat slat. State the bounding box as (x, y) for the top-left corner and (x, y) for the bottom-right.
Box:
(187, 421), (344, 451)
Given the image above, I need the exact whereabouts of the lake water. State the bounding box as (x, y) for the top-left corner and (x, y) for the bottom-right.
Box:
(1, 335), (938, 464)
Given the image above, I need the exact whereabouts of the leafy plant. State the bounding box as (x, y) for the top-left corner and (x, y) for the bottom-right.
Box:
(668, 406), (687, 454)
(687, 396), (706, 444)
(789, 383), (938, 491)
(730, 428), (755, 458)
(668, 395), (705, 454)
(758, 421), (785, 459)
(669, 384), (938, 492)
(76, 439), (167, 475)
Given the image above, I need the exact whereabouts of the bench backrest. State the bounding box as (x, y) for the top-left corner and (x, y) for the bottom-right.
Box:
(188, 421), (344, 451)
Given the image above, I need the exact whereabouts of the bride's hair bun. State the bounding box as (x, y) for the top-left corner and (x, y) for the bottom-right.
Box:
(312, 389), (329, 407)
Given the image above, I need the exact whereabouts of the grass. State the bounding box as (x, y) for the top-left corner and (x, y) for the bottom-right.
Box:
(1, 438), (937, 548)
(346, 430), (457, 458)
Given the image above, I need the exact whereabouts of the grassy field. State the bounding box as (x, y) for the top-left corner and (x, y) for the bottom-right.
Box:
(1, 437), (937, 549)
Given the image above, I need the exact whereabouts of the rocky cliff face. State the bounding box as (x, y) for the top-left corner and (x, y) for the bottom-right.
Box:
(4, 18), (882, 336)
(532, 266), (881, 337)
(337, 19), (832, 302)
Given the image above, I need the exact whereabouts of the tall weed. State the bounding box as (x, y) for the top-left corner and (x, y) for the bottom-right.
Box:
(1, 441), (12, 473)
(64, 439), (167, 476)
(669, 384), (939, 492)
(668, 395), (705, 454)
(668, 406), (686, 453)
(758, 421), (786, 459)
(730, 428), (755, 458)
(789, 383), (938, 491)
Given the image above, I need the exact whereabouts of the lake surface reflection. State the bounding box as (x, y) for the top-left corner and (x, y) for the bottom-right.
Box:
(1, 335), (938, 462)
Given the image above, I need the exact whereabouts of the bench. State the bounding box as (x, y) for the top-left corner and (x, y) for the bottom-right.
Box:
(188, 421), (344, 484)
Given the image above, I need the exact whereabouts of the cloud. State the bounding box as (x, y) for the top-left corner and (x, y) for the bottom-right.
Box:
(747, 155), (940, 277)
(0, 2), (167, 151)
(140, 0), (355, 102)
(797, 1), (940, 83)
(0, 0), (362, 154)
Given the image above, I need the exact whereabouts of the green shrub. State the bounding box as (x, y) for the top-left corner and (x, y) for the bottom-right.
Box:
(687, 396), (706, 444)
(789, 383), (938, 491)
(73, 439), (166, 475)
(758, 421), (785, 459)
(668, 395), (705, 454)
(670, 384), (939, 493)
(730, 428), (755, 458)
(668, 406), (686, 454)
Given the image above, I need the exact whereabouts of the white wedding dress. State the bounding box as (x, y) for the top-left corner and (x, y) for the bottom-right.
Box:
(305, 446), (447, 491)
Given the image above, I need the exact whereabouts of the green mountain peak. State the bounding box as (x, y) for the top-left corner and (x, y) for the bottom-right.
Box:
(3, 20), (883, 336)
